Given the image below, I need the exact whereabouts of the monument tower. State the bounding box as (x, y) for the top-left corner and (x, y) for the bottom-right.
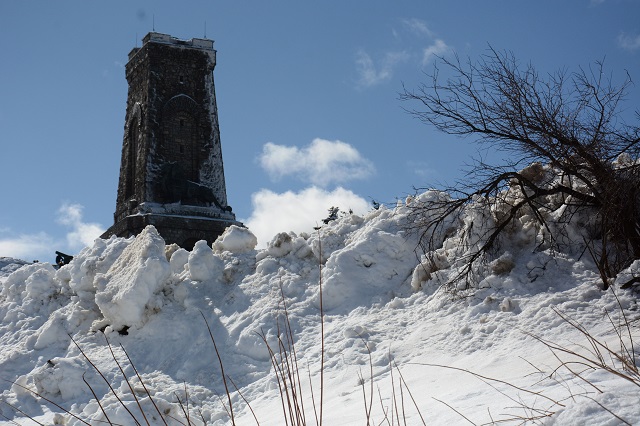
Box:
(102, 32), (239, 249)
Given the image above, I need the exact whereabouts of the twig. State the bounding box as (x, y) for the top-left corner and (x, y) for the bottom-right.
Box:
(119, 344), (168, 424)
(317, 230), (325, 426)
(0, 399), (46, 426)
(432, 398), (476, 425)
(82, 372), (114, 426)
(104, 337), (153, 426)
(200, 311), (236, 425)
(394, 364), (427, 425)
(2, 378), (91, 425)
(229, 376), (260, 426)
(408, 362), (564, 407)
(69, 335), (142, 425)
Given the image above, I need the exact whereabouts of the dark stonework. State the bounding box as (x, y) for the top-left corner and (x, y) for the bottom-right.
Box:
(102, 32), (240, 250)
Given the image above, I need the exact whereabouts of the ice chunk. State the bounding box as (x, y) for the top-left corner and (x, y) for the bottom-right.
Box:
(212, 225), (257, 254)
(94, 226), (170, 329)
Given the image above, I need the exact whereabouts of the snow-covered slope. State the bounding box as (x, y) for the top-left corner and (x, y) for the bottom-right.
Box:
(0, 258), (29, 279)
(1, 191), (639, 425)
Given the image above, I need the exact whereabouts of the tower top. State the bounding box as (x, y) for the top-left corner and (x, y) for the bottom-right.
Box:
(128, 32), (215, 61)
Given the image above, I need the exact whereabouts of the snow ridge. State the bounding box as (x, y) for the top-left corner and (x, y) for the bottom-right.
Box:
(0, 188), (639, 424)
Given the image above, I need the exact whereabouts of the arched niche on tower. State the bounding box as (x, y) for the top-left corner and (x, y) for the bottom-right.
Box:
(124, 102), (143, 201)
(161, 94), (205, 183)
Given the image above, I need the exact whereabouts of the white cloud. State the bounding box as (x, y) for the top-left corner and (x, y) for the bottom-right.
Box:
(402, 18), (434, 37)
(0, 202), (104, 262)
(618, 32), (640, 51)
(355, 50), (383, 87)
(0, 232), (54, 261)
(407, 160), (436, 178)
(56, 203), (105, 250)
(355, 49), (410, 88)
(422, 39), (450, 65)
(245, 186), (370, 247)
(260, 138), (375, 186)
(357, 19), (451, 86)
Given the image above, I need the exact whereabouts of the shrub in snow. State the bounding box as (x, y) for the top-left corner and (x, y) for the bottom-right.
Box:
(94, 226), (170, 330)
(188, 240), (224, 281)
(307, 211), (373, 265)
(212, 225), (258, 254)
(322, 206), (340, 224)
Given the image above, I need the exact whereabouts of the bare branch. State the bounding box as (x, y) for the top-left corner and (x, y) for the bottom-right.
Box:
(401, 48), (640, 289)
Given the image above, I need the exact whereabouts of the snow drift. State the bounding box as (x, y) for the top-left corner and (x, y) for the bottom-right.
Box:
(1, 182), (639, 424)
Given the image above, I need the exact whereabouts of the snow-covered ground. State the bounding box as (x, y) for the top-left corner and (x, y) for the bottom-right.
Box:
(1, 186), (639, 425)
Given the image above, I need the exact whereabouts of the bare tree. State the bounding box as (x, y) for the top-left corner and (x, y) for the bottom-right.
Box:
(401, 48), (640, 289)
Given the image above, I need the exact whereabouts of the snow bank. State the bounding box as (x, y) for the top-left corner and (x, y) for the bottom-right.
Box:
(1, 179), (639, 425)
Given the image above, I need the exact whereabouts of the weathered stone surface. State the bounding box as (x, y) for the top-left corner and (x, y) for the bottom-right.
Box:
(102, 32), (240, 249)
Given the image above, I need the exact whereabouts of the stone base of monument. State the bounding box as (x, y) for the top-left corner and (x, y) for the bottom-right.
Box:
(101, 203), (241, 250)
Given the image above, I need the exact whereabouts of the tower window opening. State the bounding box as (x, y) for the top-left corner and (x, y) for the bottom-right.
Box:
(180, 119), (184, 127)
(179, 76), (184, 83)
(125, 121), (138, 200)
(180, 145), (184, 154)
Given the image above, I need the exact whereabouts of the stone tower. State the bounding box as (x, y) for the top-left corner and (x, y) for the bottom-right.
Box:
(102, 32), (240, 249)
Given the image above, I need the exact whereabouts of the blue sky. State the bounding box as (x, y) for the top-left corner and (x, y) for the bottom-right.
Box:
(1, 0), (639, 261)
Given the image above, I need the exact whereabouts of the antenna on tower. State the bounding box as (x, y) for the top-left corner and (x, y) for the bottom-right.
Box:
(204, 21), (207, 38)
(152, 14), (155, 32)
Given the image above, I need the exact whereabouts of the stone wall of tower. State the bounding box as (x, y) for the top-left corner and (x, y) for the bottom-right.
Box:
(103, 32), (239, 249)
(114, 46), (149, 223)
(112, 32), (232, 217)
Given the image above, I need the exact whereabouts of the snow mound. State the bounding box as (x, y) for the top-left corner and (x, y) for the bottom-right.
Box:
(188, 239), (224, 281)
(318, 208), (417, 310)
(0, 257), (30, 280)
(1, 261), (59, 308)
(94, 226), (170, 330)
(1, 181), (639, 425)
(212, 225), (257, 254)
